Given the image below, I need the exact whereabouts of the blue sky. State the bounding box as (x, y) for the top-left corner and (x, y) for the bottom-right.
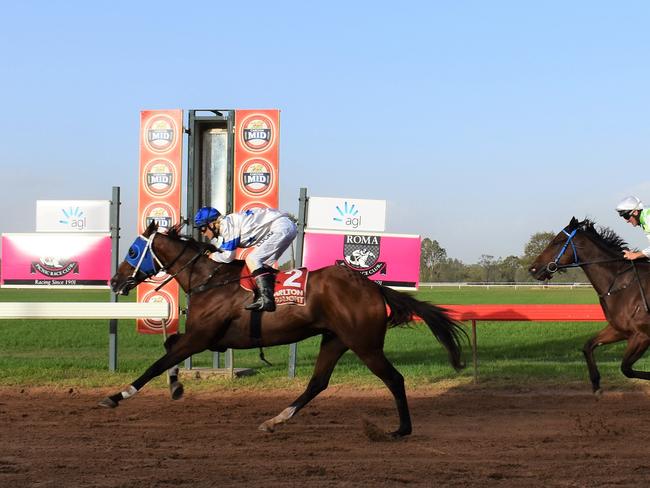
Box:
(1, 1), (649, 263)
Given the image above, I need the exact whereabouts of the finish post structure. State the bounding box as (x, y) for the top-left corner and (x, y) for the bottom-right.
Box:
(288, 187), (308, 377)
(109, 186), (120, 371)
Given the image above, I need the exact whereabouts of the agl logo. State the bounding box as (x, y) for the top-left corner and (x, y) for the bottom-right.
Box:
(59, 207), (86, 231)
(333, 201), (361, 229)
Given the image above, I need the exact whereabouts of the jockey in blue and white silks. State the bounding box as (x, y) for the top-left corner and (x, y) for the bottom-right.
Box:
(193, 206), (297, 312)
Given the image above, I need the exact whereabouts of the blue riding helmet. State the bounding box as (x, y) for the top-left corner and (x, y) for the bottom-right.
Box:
(194, 207), (221, 227)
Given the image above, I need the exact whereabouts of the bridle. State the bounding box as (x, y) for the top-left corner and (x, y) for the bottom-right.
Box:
(124, 232), (204, 292)
(545, 228), (579, 273)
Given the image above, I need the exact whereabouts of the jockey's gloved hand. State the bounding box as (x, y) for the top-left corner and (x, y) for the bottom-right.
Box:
(204, 243), (218, 254)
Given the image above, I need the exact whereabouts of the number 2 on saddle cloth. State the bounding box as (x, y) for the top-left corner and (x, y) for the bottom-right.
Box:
(240, 267), (309, 306)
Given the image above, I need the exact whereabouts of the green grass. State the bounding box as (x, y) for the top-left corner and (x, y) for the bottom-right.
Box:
(0, 286), (642, 390)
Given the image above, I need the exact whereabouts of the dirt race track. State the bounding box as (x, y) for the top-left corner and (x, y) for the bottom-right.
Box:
(2, 384), (650, 488)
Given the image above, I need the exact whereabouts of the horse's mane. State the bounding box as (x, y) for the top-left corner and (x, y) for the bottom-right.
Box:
(579, 218), (629, 254)
(165, 224), (203, 250)
(162, 224), (218, 254)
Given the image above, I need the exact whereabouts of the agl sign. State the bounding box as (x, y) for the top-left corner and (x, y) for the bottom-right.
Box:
(36, 200), (110, 233)
(306, 196), (386, 232)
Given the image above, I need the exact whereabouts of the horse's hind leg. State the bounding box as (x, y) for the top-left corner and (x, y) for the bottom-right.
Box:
(582, 325), (625, 394)
(259, 334), (348, 433)
(620, 333), (650, 381)
(355, 349), (411, 438)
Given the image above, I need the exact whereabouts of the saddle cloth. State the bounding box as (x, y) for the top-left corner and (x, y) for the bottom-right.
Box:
(240, 267), (309, 306)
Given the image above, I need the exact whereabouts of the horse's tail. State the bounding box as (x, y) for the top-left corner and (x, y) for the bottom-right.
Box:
(380, 286), (466, 371)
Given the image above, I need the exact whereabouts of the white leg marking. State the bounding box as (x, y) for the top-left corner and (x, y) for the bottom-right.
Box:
(120, 385), (138, 400)
(259, 406), (297, 432)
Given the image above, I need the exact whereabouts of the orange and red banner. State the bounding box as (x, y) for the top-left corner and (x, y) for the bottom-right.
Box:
(233, 109), (280, 261)
(233, 109), (280, 212)
(136, 110), (183, 334)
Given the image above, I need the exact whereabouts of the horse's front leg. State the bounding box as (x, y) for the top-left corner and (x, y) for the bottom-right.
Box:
(582, 324), (625, 395)
(99, 332), (209, 408)
(164, 333), (184, 400)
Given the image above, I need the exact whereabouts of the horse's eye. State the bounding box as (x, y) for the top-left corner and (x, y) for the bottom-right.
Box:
(128, 247), (138, 259)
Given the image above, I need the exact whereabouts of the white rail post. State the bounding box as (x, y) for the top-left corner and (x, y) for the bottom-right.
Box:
(109, 186), (120, 371)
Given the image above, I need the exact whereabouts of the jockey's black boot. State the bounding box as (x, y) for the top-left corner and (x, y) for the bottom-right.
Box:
(245, 269), (276, 312)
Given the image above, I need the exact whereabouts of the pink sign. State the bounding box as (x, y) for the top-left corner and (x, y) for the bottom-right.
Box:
(302, 230), (421, 289)
(1, 233), (111, 288)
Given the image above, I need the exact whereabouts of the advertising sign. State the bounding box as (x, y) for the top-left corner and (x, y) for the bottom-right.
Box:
(36, 200), (110, 233)
(233, 109), (280, 260)
(1, 233), (111, 288)
(137, 110), (183, 334)
(302, 230), (420, 289)
(233, 109), (280, 213)
(306, 197), (386, 232)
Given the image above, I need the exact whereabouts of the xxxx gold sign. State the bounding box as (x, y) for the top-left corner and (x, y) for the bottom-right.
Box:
(137, 110), (183, 334)
(240, 114), (275, 153)
(143, 114), (179, 154)
(143, 159), (177, 197)
(233, 110), (280, 214)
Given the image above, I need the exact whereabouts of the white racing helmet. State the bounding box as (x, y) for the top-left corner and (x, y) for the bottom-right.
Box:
(616, 195), (643, 218)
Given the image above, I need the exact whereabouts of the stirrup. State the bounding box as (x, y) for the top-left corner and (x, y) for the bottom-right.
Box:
(245, 297), (276, 312)
(245, 299), (264, 311)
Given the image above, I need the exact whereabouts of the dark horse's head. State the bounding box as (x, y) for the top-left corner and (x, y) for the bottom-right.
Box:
(111, 222), (219, 296)
(529, 216), (628, 281)
(111, 221), (164, 296)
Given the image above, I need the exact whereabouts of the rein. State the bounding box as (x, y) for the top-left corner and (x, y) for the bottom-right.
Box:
(154, 247), (204, 292)
(189, 269), (255, 295)
(131, 232), (257, 295)
(632, 261), (650, 312)
(552, 257), (625, 270)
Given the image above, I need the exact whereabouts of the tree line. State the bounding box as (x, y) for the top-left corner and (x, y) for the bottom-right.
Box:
(419, 232), (586, 283)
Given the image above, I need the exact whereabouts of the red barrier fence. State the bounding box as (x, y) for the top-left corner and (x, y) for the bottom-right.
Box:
(442, 304), (605, 322)
(430, 304), (607, 379)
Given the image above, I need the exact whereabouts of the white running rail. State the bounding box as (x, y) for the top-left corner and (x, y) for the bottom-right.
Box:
(0, 302), (170, 320)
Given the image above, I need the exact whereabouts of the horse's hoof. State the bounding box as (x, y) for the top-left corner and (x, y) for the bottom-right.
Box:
(389, 430), (410, 439)
(593, 388), (603, 398)
(98, 397), (118, 408)
(258, 421), (275, 433)
(170, 381), (184, 400)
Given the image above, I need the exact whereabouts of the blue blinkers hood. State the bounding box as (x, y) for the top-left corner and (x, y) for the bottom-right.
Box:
(125, 236), (159, 276)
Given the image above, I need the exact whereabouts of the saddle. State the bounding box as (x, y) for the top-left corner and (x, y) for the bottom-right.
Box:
(240, 266), (309, 306)
(241, 266), (310, 363)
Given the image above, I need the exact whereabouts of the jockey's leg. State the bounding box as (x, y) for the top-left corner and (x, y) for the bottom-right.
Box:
(244, 267), (277, 312)
(243, 218), (297, 313)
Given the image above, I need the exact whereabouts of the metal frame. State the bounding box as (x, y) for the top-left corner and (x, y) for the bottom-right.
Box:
(288, 187), (309, 377)
(109, 186), (120, 371)
(186, 109), (235, 234)
(185, 109), (236, 370)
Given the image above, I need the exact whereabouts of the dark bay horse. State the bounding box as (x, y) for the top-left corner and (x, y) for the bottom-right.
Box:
(103, 222), (466, 437)
(529, 217), (650, 394)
